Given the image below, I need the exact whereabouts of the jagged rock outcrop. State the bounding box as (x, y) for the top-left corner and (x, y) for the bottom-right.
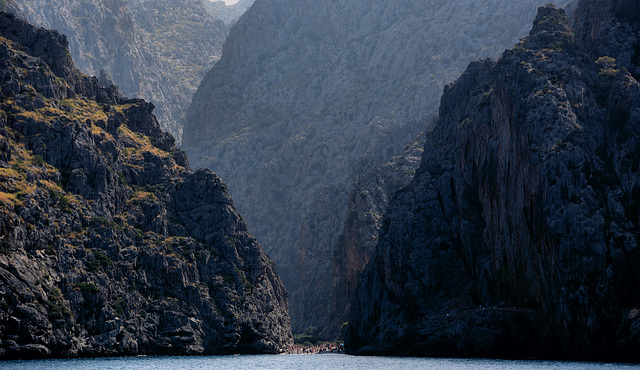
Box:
(347, 2), (640, 362)
(183, 0), (570, 335)
(13, 0), (228, 142)
(0, 12), (291, 359)
(204, 0), (254, 25)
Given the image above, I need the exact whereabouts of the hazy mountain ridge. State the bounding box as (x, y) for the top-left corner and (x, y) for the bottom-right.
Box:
(204, 0), (254, 25)
(12, 0), (228, 143)
(184, 0), (570, 335)
(0, 12), (291, 359)
(126, 0), (228, 141)
(347, 1), (640, 361)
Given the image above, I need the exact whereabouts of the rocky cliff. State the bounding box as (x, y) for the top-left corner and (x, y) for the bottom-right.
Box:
(127, 0), (228, 140)
(320, 133), (425, 339)
(347, 2), (640, 361)
(183, 0), (570, 335)
(13, 0), (228, 142)
(0, 12), (291, 359)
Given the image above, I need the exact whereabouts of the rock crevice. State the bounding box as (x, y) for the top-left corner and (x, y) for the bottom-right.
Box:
(347, 3), (640, 361)
(0, 12), (291, 359)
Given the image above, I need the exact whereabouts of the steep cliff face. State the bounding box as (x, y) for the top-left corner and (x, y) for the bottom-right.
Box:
(322, 134), (424, 339)
(290, 131), (425, 340)
(347, 3), (640, 361)
(127, 0), (228, 140)
(183, 0), (571, 335)
(13, 0), (228, 142)
(0, 12), (291, 359)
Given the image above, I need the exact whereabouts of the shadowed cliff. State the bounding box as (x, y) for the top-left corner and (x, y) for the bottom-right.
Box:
(347, 2), (640, 361)
(0, 12), (291, 359)
(183, 0), (571, 336)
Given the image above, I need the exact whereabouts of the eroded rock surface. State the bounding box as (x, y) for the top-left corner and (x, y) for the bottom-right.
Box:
(347, 2), (640, 361)
(183, 0), (571, 336)
(0, 12), (291, 359)
(13, 0), (228, 142)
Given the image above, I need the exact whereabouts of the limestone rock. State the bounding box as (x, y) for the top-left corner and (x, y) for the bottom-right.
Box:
(13, 0), (228, 142)
(183, 0), (571, 336)
(347, 3), (640, 362)
(0, 12), (291, 359)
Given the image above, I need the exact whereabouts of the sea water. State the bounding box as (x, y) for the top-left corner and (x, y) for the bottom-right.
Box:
(1, 354), (638, 370)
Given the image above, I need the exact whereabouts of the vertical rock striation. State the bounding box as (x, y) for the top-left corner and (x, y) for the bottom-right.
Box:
(347, 2), (640, 362)
(324, 134), (424, 339)
(183, 0), (571, 336)
(0, 12), (291, 359)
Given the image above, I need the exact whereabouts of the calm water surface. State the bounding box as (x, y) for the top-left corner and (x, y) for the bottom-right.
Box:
(1, 354), (638, 369)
